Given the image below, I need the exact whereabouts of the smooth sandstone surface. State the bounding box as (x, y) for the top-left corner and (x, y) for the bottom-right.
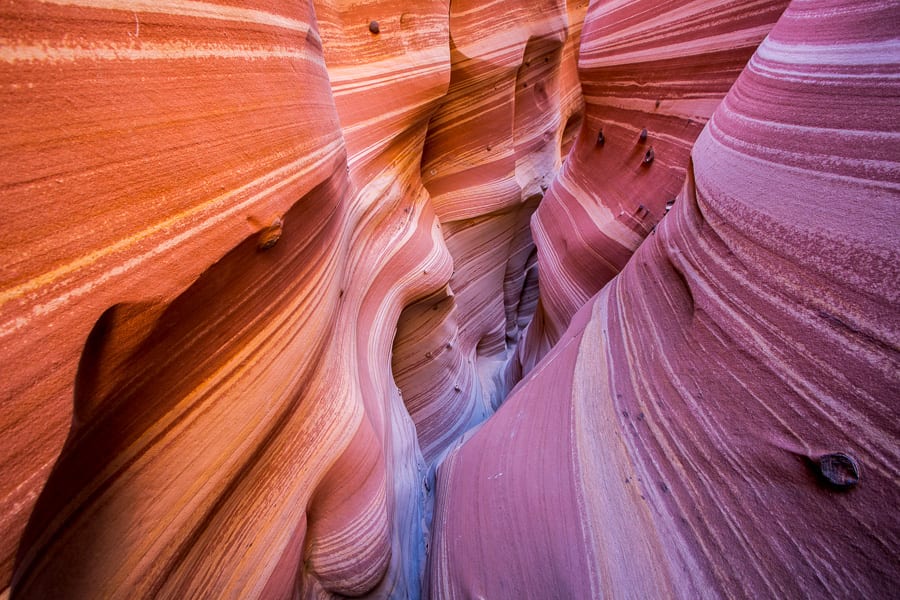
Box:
(432, 0), (899, 597)
(0, 0), (897, 598)
(516, 0), (792, 373)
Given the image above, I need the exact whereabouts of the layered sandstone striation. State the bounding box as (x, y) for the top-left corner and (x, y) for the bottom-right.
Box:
(0, 0), (897, 599)
(515, 0), (792, 373)
(431, 0), (900, 597)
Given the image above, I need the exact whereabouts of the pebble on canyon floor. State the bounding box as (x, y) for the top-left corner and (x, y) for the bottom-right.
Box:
(369, 20), (380, 34)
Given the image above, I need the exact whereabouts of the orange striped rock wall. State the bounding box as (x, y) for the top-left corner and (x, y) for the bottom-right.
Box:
(2, 2), (347, 596)
(0, 0), (583, 597)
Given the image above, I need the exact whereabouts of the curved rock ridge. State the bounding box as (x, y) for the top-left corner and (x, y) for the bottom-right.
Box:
(430, 0), (900, 597)
(515, 0), (791, 375)
(395, 0), (587, 464)
(1, 0), (584, 597)
(1, 0), (450, 596)
(1, 1), (345, 594)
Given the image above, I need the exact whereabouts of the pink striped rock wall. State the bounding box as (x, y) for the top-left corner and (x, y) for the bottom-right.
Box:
(430, 0), (900, 597)
(515, 0), (792, 375)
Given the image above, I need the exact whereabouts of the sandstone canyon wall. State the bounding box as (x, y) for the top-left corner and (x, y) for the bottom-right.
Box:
(432, 0), (900, 597)
(0, 0), (897, 599)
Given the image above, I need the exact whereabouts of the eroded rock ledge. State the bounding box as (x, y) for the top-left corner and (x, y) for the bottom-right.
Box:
(0, 0), (897, 598)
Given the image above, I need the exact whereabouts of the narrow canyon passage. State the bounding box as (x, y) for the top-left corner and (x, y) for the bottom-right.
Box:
(0, 0), (897, 599)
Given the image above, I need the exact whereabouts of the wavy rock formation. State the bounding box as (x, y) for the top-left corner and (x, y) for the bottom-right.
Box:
(1, 0), (581, 597)
(431, 0), (900, 597)
(515, 0), (792, 374)
(1, 3), (347, 595)
(0, 0), (897, 599)
(396, 0), (587, 465)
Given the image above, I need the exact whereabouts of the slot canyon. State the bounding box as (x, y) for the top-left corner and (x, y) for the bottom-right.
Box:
(0, 0), (898, 598)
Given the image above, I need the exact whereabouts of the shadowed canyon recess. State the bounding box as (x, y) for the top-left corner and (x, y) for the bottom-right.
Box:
(0, 0), (898, 598)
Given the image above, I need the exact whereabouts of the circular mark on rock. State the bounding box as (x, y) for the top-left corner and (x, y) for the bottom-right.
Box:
(643, 147), (655, 165)
(639, 127), (648, 143)
(817, 452), (860, 489)
(369, 20), (380, 34)
(596, 129), (604, 146)
(257, 217), (283, 251)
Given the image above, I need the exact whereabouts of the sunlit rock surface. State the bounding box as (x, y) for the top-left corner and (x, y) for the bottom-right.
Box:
(2, 3), (347, 596)
(0, 0), (897, 598)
